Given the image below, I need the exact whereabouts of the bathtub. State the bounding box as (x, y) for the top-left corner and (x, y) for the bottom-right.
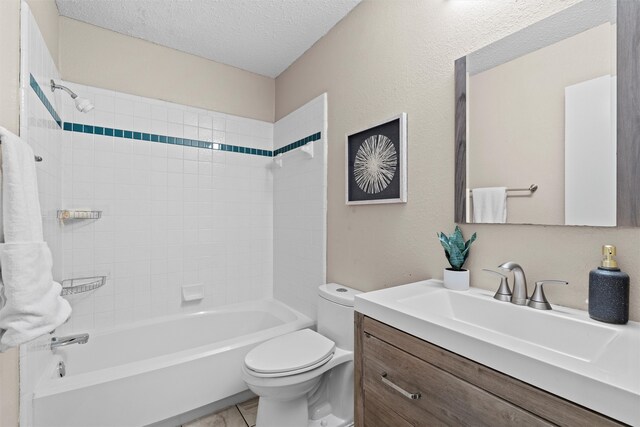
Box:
(32, 299), (313, 427)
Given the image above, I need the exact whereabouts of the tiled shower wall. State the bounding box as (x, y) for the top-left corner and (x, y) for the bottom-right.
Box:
(56, 83), (275, 333)
(18, 4), (63, 425)
(273, 94), (327, 320)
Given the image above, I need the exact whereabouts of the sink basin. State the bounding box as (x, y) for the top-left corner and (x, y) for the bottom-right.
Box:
(397, 288), (618, 362)
(354, 279), (640, 426)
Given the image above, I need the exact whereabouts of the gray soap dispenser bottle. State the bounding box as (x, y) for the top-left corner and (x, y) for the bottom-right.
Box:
(588, 245), (630, 324)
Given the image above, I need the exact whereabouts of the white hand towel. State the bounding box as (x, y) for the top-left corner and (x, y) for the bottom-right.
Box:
(472, 187), (507, 223)
(0, 127), (71, 351)
(0, 243), (70, 351)
(0, 127), (43, 242)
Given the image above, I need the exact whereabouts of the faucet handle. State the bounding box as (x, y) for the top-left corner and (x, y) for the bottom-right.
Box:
(482, 269), (512, 302)
(527, 280), (568, 310)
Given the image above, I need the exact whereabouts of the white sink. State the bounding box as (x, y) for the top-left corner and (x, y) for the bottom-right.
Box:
(355, 279), (640, 426)
(397, 288), (618, 362)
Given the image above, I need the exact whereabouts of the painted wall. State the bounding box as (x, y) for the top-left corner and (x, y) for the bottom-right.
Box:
(58, 17), (275, 123)
(273, 94), (327, 320)
(0, 0), (21, 135)
(468, 22), (614, 225)
(0, 346), (18, 427)
(275, 0), (639, 321)
(24, 0), (59, 66)
(0, 0), (54, 132)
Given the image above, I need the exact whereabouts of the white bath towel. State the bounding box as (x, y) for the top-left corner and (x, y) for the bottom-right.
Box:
(0, 127), (43, 242)
(472, 187), (507, 223)
(0, 243), (68, 350)
(0, 127), (71, 351)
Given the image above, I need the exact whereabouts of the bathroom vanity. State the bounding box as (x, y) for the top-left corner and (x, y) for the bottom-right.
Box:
(353, 280), (639, 426)
(355, 315), (622, 426)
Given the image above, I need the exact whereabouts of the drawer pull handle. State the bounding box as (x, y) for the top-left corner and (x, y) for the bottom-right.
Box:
(381, 372), (421, 400)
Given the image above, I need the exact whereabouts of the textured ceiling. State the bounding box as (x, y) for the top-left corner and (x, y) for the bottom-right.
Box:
(55, 0), (361, 78)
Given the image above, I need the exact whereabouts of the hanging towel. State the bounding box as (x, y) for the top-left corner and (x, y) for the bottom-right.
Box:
(472, 187), (507, 223)
(0, 127), (43, 242)
(0, 127), (71, 351)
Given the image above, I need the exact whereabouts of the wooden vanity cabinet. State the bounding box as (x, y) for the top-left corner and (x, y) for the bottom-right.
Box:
(354, 313), (625, 427)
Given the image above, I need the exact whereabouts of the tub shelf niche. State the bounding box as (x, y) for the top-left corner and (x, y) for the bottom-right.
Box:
(61, 276), (106, 296)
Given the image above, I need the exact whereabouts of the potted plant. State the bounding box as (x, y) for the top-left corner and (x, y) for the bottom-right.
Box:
(437, 226), (477, 290)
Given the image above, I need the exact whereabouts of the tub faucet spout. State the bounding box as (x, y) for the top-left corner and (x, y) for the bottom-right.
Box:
(51, 333), (89, 350)
(499, 262), (528, 305)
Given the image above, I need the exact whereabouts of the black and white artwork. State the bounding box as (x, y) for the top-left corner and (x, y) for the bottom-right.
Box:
(346, 113), (407, 204)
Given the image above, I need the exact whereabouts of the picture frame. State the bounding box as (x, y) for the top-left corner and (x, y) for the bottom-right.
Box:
(345, 113), (407, 205)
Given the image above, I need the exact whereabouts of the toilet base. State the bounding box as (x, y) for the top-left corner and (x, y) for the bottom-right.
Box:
(256, 396), (352, 427)
(256, 395), (308, 427)
(244, 349), (354, 427)
(308, 413), (353, 427)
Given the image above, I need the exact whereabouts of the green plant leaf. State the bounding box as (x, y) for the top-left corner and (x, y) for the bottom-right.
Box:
(448, 243), (465, 270)
(450, 230), (463, 252)
(438, 233), (452, 253)
(464, 232), (477, 251)
(437, 227), (477, 270)
(443, 250), (453, 269)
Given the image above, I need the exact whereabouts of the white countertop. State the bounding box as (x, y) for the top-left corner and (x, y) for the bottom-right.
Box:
(354, 279), (640, 425)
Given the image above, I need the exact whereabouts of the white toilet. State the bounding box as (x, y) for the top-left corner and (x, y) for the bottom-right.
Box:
(242, 284), (361, 427)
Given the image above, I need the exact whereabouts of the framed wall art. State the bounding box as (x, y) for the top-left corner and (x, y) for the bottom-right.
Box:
(345, 113), (407, 205)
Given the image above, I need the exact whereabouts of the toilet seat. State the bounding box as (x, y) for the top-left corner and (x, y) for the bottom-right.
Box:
(245, 329), (336, 378)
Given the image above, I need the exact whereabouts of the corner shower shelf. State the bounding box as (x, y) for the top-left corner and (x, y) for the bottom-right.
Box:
(57, 210), (102, 221)
(272, 141), (314, 168)
(60, 276), (106, 296)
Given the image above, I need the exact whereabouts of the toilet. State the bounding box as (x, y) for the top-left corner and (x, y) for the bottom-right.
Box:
(242, 284), (361, 427)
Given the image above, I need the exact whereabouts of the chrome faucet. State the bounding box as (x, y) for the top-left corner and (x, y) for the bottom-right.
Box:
(51, 333), (89, 350)
(499, 262), (527, 305)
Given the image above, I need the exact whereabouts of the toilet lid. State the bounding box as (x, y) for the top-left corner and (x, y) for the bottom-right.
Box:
(245, 329), (335, 376)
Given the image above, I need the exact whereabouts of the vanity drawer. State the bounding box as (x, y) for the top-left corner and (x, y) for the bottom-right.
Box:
(362, 332), (551, 426)
(363, 393), (414, 427)
(356, 314), (625, 427)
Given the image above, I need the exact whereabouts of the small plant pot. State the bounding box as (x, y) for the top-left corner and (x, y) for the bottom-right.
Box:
(443, 268), (470, 291)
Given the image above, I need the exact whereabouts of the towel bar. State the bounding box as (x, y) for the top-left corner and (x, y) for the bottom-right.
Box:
(469, 184), (538, 198)
(0, 141), (43, 162)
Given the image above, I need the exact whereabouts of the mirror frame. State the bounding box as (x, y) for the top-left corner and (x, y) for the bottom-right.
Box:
(454, 0), (640, 227)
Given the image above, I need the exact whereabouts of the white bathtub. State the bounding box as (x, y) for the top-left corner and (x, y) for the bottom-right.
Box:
(32, 299), (313, 427)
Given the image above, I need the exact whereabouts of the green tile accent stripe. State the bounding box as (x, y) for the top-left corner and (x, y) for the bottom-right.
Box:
(62, 122), (274, 156)
(29, 74), (322, 158)
(273, 132), (321, 156)
(30, 74), (62, 128)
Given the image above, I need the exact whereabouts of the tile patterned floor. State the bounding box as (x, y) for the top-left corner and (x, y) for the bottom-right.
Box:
(183, 397), (258, 427)
(236, 398), (258, 427)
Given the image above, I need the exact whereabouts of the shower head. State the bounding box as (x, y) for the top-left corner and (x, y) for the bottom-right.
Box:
(50, 79), (94, 113)
(74, 97), (94, 113)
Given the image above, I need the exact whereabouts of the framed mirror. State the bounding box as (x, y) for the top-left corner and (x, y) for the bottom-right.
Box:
(455, 0), (640, 227)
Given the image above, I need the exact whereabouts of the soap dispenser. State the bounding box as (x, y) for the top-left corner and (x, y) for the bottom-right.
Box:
(588, 245), (630, 324)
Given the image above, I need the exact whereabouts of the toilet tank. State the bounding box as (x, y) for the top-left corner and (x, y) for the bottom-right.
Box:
(317, 283), (361, 351)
